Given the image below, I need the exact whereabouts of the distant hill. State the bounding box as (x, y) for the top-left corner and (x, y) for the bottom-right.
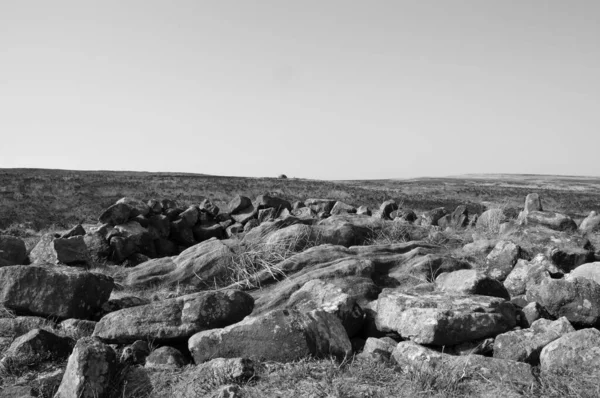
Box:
(1, 168), (599, 229)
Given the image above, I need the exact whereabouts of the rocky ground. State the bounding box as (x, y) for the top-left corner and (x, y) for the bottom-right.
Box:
(1, 186), (600, 397)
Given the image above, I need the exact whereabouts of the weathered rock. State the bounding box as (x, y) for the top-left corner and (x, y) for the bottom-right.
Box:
(0, 265), (113, 320)
(108, 236), (136, 263)
(61, 224), (86, 239)
(228, 195), (252, 214)
(29, 234), (91, 266)
(192, 221), (224, 242)
(330, 201), (356, 215)
(145, 346), (188, 369)
(392, 341), (535, 385)
(258, 208), (278, 224)
(0, 316), (55, 338)
(524, 193), (543, 213)
(356, 206), (371, 216)
(161, 198), (177, 211)
(169, 219), (195, 246)
(493, 317), (575, 364)
(179, 206), (199, 227)
(114, 221), (155, 257)
(199, 198), (220, 217)
(98, 202), (131, 226)
(83, 232), (110, 262)
(375, 290), (516, 345)
(255, 195), (291, 212)
(0, 235), (27, 267)
(116, 197), (150, 218)
(540, 328), (600, 375)
(172, 358), (254, 397)
(579, 211), (600, 234)
(0, 329), (73, 369)
(225, 223), (244, 238)
(450, 205), (469, 228)
(54, 337), (117, 398)
(435, 269), (509, 299)
(357, 337), (396, 362)
(146, 215), (170, 239)
(476, 208), (506, 231)
(567, 262), (600, 285)
(189, 309), (352, 364)
(526, 277), (600, 327)
(421, 207), (448, 227)
(147, 199), (163, 214)
(285, 279), (364, 338)
(547, 246), (594, 273)
(93, 290), (254, 343)
(230, 204), (258, 224)
(459, 239), (497, 257)
(503, 254), (553, 297)
(483, 240), (521, 281)
(100, 295), (149, 316)
(165, 207), (183, 221)
(120, 340), (150, 365)
(526, 211), (577, 232)
(305, 199), (336, 214)
(379, 200), (398, 220)
(521, 302), (550, 327)
(59, 319), (97, 339)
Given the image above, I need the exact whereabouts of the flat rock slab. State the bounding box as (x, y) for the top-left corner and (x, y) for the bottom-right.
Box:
(188, 308), (352, 364)
(493, 317), (575, 364)
(392, 341), (536, 386)
(375, 290), (516, 346)
(0, 265), (114, 320)
(435, 269), (509, 299)
(93, 290), (254, 343)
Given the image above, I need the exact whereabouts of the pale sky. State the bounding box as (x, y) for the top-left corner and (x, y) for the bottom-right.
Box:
(2, 1), (599, 179)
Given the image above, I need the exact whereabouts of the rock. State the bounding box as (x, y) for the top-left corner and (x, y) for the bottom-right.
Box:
(120, 340), (150, 365)
(98, 202), (131, 226)
(189, 309), (352, 364)
(172, 358), (254, 397)
(243, 219), (260, 232)
(179, 206), (199, 227)
(305, 199), (336, 214)
(476, 208), (506, 231)
(199, 198), (220, 217)
(526, 211), (577, 231)
(503, 255), (554, 297)
(521, 302), (550, 327)
(258, 208), (278, 223)
(524, 193), (543, 213)
(29, 234), (91, 266)
(285, 279), (364, 338)
(460, 239), (496, 257)
(145, 346), (188, 369)
(330, 201), (356, 215)
(0, 316), (55, 338)
(579, 211), (600, 234)
(116, 197), (150, 218)
(93, 290), (253, 343)
(0, 235), (27, 267)
(567, 262), (600, 285)
(169, 219), (195, 246)
(99, 295), (149, 316)
(59, 319), (97, 339)
(547, 246), (594, 273)
(357, 337), (396, 362)
(435, 269), (509, 299)
(146, 214), (170, 239)
(230, 205), (258, 224)
(147, 199), (163, 214)
(61, 224), (86, 239)
(421, 207), (448, 227)
(54, 337), (117, 398)
(165, 207), (182, 221)
(442, 338), (495, 356)
(225, 223), (244, 238)
(379, 200), (398, 220)
(83, 232), (110, 262)
(114, 221), (155, 257)
(255, 195), (291, 212)
(192, 221), (225, 242)
(540, 328), (600, 375)
(291, 207), (316, 220)
(0, 329), (73, 369)
(108, 236), (136, 263)
(375, 290), (516, 345)
(0, 265), (113, 320)
(161, 199), (178, 211)
(356, 206), (372, 216)
(526, 277), (600, 327)
(483, 240), (521, 281)
(493, 317), (575, 364)
(392, 341), (535, 386)
(228, 195), (252, 214)
(451, 205), (469, 228)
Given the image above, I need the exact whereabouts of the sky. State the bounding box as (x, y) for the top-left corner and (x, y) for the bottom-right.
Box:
(1, 1), (599, 180)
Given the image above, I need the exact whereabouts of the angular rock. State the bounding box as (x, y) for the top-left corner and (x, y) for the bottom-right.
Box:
(228, 195), (252, 214)
(145, 346), (188, 369)
(120, 340), (150, 365)
(0, 265), (113, 320)
(225, 223), (244, 238)
(357, 337), (396, 362)
(83, 232), (110, 262)
(258, 208), (278, 224)
(375, 290), (517, 345)
(330, 201), (357, 215)
(93, 290), (254, 343)
(526, 277), (600, 327)
(579, 211), (600, 234)
(0, 329), (73, 369)
(503, 254), (553, 297)
(114, 221), (155, 257)
(179, 206), (199, 227)
(59, 319), (97, 339)
(421, 207), (448, 227)
(305, 199), (336, 214)
(192, 221), (224, 242)
(189, 309), (352, 363)
(476, 208), (506, 231)
(98, 202), (131, 226)
(524, 193), (543, 213)
(61, 224), (86, 239)
(435, 269), (510, 299)
(379, 200), (398, 220)
(526, 211), (577, 232)
(255, 195), (291, 212)
(231, 204), (258, 224)
(0, 235), (27, 267)
(540, 328), (600, 375)
(483, 240), (521, 281)
(0, 316), (55, 338)
(146, 214), (170, 239)
(451, 205), (469, 228)
(567, 262), (600, 285)
(521, 302), (550, 327)
(116, 197), (150, 218)
(169, 219), (195, 246)
(493, 317), (575, 364)
(356, 206), (371, 216)
(29, 234), (91, 266)
(147, 199), (163, 214)
(54, 337), (117, 398)
(199, 198), (220, 217)
(548, 246), (594, 273)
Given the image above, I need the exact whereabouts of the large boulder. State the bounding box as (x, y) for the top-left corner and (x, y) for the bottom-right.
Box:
(435, 269), (509, 299)
(0, 265), (113, 320)
(379, 200), (398, 220)
(83, 232), (111, 262)
(114, 221), (155, 257)
(228, 195), (252, 214)
(54, 337), (117, 398)
(540, 328), (600, 375)
(375, 290), (516, 345)
(29, 234), (91, 266)
(116, 197), (150, 218)
(524, 193), (543, 214)
(476, 208), (505, 231)
(98, 202), (131, 226)
(93, 290), (254, 343)
(188, 309), (352, 364)
(526, 211), (577, 231)
(0, 329), (73, 369)
(526, 277), (600, 327)
(493, 317), (575, 364)
(567, 262), (600, 285)
(0, 235), (27, 267)
(579, 211), (600, 234)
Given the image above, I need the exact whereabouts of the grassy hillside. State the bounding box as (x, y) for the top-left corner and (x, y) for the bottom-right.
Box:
(1, 168), (599, 229)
